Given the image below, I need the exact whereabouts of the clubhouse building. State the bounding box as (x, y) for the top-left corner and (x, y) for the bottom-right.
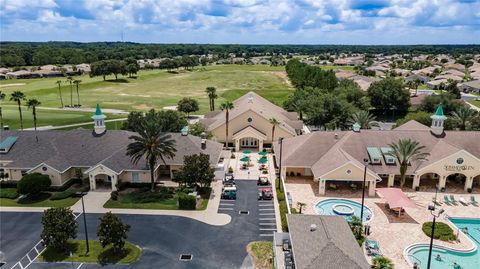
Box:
(0, 105), (223, 191)
(201, 92), (303, 151)
(276, 105), (480, 196)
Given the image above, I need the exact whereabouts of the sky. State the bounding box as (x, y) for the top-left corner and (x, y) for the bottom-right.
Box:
(0, 0), (479, 44)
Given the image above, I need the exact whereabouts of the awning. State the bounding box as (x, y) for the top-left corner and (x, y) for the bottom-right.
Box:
(376, 188), (417, 209)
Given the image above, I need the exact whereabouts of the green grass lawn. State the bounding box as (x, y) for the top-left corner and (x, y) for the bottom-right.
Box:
(39, 240), (141, 265)
(247, 241), (274, 269)
(104, 197), (178, 210)
(0, 191), (79, 207)
(468, 99), (480, 108)
(0, 65), (292, 114)
(1, 106), (125, 130)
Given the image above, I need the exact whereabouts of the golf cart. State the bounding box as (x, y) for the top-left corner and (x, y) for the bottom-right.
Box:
(221, 186), (237, 200)
(257, 176), (270, 186)
(223, 173), (235, 187)
(258, 187), (273, 200)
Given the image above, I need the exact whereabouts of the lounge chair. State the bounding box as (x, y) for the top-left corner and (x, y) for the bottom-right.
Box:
(459, 197), (469, 206)
(471, 196), (478, 206)
(450, 195), (458, 205)
(432, 197), (442, 206)
(365, 239), (381, 257)
(443, 195), (451, 205)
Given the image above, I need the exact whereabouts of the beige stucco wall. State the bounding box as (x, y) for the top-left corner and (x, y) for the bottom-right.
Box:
(211, 110), (295, 143)
(319, 162), (378, 182)
(416, 150), (480, 178)
(2, 168), (24, 181)
(286, 167), (312, 177)
(118, 170), (151, 183)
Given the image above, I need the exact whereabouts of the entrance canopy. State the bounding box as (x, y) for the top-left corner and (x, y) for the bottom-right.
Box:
(376, 188), (417, 209)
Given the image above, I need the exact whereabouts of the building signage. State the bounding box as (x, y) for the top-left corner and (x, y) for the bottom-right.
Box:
(444, 165), (474, 172)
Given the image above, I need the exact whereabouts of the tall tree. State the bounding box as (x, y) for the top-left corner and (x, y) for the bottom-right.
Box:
(127, 120), (177, 191)
(386, 139), (429, 187)
(451, 106), (476, 130)
(27, 98), (41, 142)
(177, 97), (199, 118)
(55, 80), (64, 108)
(41, 207), (77, 251)
(0, 91), (5, 130)
(73, 79), (82, 106)
(269, 118), (280, 142)
(220, 101), (234, 148)
(347, 110), (376, 129)
(66, 76), (74, 107)
(367, 77), (410, 116)
(97, 212), (131, 253)
(10, 91), (26, 130)
(205, 86), (218, 111)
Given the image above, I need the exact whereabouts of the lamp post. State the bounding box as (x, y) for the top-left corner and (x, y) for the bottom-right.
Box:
(426, 205), (444, 269)
(360, 158), (369, 223)
(278, 137), (284, 191)
(75, 192), (89, 253)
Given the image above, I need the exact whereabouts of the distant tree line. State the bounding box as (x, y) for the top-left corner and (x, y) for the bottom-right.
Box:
(90, 58), (139, 80)
(1, 42), (480, 67)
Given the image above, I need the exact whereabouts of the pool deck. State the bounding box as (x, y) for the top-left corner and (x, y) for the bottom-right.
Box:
(285, 178), (480, 269)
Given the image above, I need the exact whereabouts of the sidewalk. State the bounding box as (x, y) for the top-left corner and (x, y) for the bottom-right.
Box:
(1, 181), (231, 226)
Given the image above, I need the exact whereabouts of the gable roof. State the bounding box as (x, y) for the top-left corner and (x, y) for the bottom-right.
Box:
(1, 130), (223, 173)
(200, 92), (302, 135)
(394, 120), (430, 131)
(287, 215), (370, 269)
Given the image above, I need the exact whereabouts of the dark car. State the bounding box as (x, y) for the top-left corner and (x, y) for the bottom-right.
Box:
(223, 173), (235, 186)
(257, 176), (270, 186)
(258, 187), (273, 200)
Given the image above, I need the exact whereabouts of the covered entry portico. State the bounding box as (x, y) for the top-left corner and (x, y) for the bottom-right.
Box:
(85, 164), (118, 191)
(233, 126), (267, 152)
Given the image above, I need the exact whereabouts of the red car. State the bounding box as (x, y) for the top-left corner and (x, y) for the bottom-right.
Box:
(258, 187), (273, 200)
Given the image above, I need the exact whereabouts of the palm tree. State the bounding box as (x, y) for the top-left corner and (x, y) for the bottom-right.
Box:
(386, 139), (429, 187)
(269, 118), (280, 142)
(27, 99), (41, 142)
(10, 91), (26, 130)
(205, 86), (218, 111)
(66, 76), (74, 107)
(55, 80), (64, 108)
(73, 79), (82, 106)
(127, 120), (176, 192)
(220, 101), (234, 148)
(371, 256), (394, 269)
(347, 110), (376, 129)
(451, 106), (476, 130)
(0, 91), (5, 130)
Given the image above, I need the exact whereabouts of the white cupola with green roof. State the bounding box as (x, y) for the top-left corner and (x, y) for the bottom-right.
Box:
(92, 104), (107, 135)
(430, 103), (447, 135)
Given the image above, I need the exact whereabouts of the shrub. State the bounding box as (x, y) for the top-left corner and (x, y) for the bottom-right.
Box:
(178, 193), (196, 210)
(0, 188), (18, 199)
(17, 173), (51, 196)
(41, 207), (78, 251)
(47, 178), (81, 191)
(422, 222), (456, 241)
(276, 179), (289, 232)
(0, 180), (18, 188)
(228, 167), (234, 173)
(371, 256), (394, 269)
(110, 191), (119, 201)
(97, 212), (131, 253)
(50, 189), (75, 200)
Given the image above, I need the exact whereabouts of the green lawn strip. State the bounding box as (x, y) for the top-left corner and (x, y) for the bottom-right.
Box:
(196, 197), (209, 211)
(0, 192), (79, 207)
(104, 199), (178, 210)
(467, 99), (480, 108)
(39, 240), (141, 264)
(247, 241), (274, 269)
(0, 188), (19, 199)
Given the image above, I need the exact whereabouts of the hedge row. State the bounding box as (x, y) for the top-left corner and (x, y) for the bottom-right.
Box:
(178, 193), (196, 210)
(276, 178), (289, 232)
(50, 185), (90, 200)
(422, 222), (457, 241)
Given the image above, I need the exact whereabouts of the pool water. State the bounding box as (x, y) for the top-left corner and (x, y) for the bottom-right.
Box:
(315, 198), (373, 222)
(407, 218), (480, 269)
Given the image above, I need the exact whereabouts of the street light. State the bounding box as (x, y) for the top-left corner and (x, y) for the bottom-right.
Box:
(360, 158), (369, 223)
(75, 191), (89, 253)
(426, 205), (445, 269)
(278, 137), (284, 191)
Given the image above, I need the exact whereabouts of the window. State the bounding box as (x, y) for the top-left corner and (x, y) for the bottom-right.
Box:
(42, 166), (48, 171)
(132, 172), (140, 183)
(21, 170), (28, 176)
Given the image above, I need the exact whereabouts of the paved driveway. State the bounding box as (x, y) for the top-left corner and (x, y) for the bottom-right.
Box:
(0, 181), (275, 269)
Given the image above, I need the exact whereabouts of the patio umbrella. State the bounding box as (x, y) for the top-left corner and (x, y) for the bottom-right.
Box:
(258, 151), (267, 156)
(242, 149), (251, 154)
(240, 157), (250, 162)
(258, 158), (268, 164)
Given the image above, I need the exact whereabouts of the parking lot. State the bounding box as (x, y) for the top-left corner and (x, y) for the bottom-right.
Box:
(0, 180), (277, 269)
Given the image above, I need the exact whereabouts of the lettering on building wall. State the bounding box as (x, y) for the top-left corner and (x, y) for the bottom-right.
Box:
(444, 165), (474, 172)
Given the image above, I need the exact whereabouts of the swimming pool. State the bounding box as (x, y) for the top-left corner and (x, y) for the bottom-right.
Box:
(406, 218), (480, 269)
(314, 198), (373, 223)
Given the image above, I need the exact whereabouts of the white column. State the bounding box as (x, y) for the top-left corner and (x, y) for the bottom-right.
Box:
(413, 175), (421, 190)
(111, 174), (118, 191)
(235, 139), (240, 152)
(388, 174), (395, 187)
(368, 180), (376, 196)
(280, 167), (287, 181)
(89, 174), (96, 191)
(319, 179), (326, 195)
(259, 140), (264, 152)
(465, 176), (474, 192)
(439, 176), (447, 190)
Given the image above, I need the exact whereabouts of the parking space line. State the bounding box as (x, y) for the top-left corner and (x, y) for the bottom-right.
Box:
(259, 218), (276, 220)
(258, 204), (273, 207)
(259, 213), (275, 216)
(218, 208), (234, 211)
(259, 208), (274, 211)
(219, 204), (235, 207)
(260, 234), (274, 237)
(259, 223), (276, 225)
(259, 228), (277, 231)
